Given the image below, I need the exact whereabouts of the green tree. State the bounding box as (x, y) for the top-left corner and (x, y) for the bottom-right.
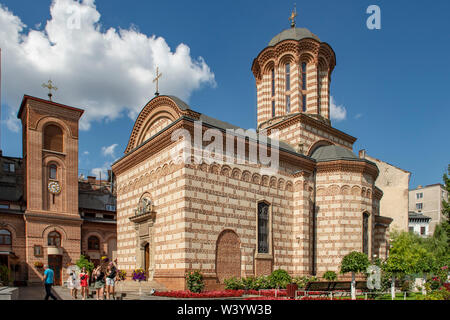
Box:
(268, 269), (292, 289)
(340, 251), (369, 300)
(442, 165), (450, 221)
(76, 255), (94, 274)
(383, 232), (430, 299)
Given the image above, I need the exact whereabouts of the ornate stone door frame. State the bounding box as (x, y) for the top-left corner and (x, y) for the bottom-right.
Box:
(129, 210), (156, 281)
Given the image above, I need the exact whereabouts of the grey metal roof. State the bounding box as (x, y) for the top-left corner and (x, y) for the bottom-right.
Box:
(269, 27), (320, 46)
(78, 190), (116, 212)
(166, 95), (191, 111)
(311, 145), (358, 162)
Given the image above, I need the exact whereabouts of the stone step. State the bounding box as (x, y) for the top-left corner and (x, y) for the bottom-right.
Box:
(116, 280), (167, 293)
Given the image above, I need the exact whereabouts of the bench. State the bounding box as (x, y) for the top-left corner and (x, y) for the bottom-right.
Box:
(295, 281), (365, 299)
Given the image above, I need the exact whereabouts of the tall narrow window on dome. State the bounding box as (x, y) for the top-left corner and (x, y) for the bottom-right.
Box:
(271, 69), (275, 97)
(362, 212), (369, 255)
(257, 202), (270, 254)
(286, 95), (291, 113)
(317, 71), (322, 114)
(272, 100), (275, 117)
(302, 95), (307, 112)
(285, 63), (291, 91)
(301, 62), (307, 90)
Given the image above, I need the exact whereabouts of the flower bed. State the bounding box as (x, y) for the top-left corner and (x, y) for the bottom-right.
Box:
(153, 290), (245, 298)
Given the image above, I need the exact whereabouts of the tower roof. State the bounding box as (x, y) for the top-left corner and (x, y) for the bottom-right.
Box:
(268, 27), (320, 46)
(311, 145), (358, 162)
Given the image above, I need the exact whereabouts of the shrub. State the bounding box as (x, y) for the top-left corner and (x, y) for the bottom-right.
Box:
(0, 265), (10, 285)
(292, 275), (317, 289)
(428, 276), (442, 290)
(186, 270), (205, 293)
(268, 269), (292, 289)
(224, 277), (243, 290)
(254, 276), (272, 290)
(322, 271), (337, 281)
(419, 287), (450, 300)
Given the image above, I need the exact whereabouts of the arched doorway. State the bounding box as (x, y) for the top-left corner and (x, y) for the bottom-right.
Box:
(216, 230), (241, 283)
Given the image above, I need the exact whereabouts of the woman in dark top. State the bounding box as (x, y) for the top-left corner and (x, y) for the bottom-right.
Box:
(93, 265), (106, 300)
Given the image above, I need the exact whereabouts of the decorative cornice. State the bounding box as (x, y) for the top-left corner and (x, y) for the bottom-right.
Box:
(266, 113), (357, 146)
(316, 159), (379, 179)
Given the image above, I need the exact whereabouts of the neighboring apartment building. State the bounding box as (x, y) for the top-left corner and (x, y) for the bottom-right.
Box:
(409, 184), (448, 236)
(360, 151), (411, 233)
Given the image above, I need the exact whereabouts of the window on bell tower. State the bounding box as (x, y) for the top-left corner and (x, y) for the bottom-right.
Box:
(285, 63), (291, 91)
(272, 100), (275, 117)
(301, 63), (307, 90)
(49, 164), (57, 180)
(271, 69), (275, 97)
(43, 125), (63, 153)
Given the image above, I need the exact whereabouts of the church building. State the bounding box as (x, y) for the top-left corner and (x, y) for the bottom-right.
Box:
(112, 20), (393, 290)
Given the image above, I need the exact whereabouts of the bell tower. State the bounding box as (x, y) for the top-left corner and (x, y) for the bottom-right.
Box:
(18, 95), (84, 216)
(252, 14), (336, 131)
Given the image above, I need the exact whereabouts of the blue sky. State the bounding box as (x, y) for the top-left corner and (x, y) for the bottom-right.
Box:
(0, 0), (449, 188)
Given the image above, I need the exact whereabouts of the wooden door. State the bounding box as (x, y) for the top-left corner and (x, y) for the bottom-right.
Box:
(144, 244), (150, 279)
(48, 255), (62, 286)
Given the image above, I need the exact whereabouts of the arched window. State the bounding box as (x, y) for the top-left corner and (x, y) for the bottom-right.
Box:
(49, 164), (57, 180)
(257, 202), (270, 254)
(88, 236), (100, 250)
(48, 231), (61, 247)
(271, 69), (275, 97)
(317, 69), (322, 114)
(0, 229), (12, 245)
(362, 212), (369, 255)
(301, 63), (307, 90)
(43, 125), (63, 153)
(271, 101), (275, 117)
(285, 63), (291, 91)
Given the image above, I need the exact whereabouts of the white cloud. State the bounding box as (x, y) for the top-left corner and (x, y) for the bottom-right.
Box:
(83, 151), (89, 155)
(91, 167), (107, 179)
(101, 143), (118, 158)
(330, 96), (347, 122)
(354, 113), (363, 119)
(0, 0), (216, 131)
(1, 106), (21, 132)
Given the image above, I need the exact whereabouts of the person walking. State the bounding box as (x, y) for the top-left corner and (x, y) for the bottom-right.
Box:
(93, 265), (105, 300)
(43, 265), (58, 300)
(105, 262), (117, 300)
(67, 271), (80, 299)
(79, 267), (90, 300)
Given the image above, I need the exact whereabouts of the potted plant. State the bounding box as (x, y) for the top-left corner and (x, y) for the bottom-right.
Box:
(132, 268), (147, 295)
(34, 261), (44, 269)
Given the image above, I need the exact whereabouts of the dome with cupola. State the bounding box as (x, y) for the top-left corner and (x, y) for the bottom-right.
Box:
(268, 27), (320, 46)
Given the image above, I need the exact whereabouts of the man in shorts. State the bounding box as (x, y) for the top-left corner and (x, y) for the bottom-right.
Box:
(105, 262), (117, 300)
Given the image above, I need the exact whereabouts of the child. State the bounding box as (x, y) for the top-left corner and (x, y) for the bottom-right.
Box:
(67, 272), (79, 299)
(79, 267), (89, 300)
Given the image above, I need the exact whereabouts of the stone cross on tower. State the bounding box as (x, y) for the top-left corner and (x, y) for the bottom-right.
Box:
(289, 4), (297, 28)
(42, 80), (58, 101)
(153, 67), (162, 96)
